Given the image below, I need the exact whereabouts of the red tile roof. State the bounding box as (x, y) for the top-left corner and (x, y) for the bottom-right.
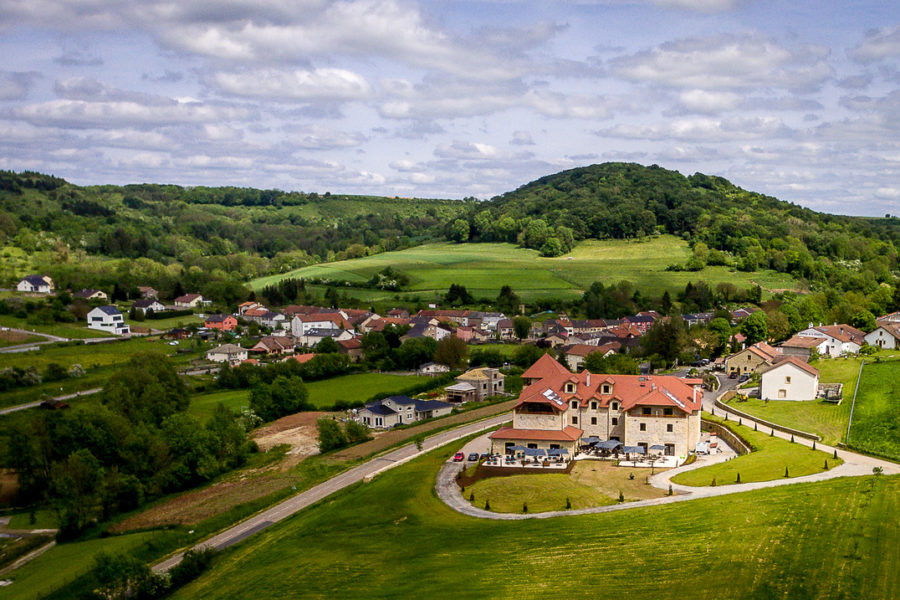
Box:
(521, 353), (570, 381)
(488, 426), (583, 442)
(763, 356), (819, 377)
(283, 352), (316, 364)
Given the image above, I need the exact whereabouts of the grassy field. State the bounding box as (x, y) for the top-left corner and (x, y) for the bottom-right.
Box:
(189, 389), (252, 419)
(847, 360), (900, 461)
(0, 337), (204, 371)
(304, 372), (433, 409)
(126, 313), (203, 331)
(172, 440), (899, 599)
(671, 414), (841, 487)
(3, 532), (156, 600)
(467, 461), (668, 513)
(249, 236), (802, 302)
(0, 314), (109, 339)
(0, 329), (43, 347)
(723, 353), (899, 446)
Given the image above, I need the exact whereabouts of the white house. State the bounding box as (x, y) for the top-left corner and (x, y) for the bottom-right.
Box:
(206, 343), (248, 365)
(864, 323), (900, 350)
(290, 313), (349, 337)
(797, 324), (864, 357)
(759, 358), (819, 401)
(417, 362), (450, 376)
(73, 288), (108, 301)
(358, 395), (453, 429)
(174, 293), (208, 308)
(16, 275), (53, 294)
(133, 299), (166, 315)
(86, 306), (130, 335)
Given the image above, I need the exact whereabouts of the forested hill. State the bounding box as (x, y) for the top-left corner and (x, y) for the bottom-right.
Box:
(449, 163), (899, 292)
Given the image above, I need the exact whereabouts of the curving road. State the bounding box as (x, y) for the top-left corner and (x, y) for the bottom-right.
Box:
(434, 372), (900, 520)
(151, 412), (512, 572)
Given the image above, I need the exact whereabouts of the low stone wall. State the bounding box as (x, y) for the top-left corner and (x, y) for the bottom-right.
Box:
(701, 419), (752, 456)
(714, 397), (821, 441)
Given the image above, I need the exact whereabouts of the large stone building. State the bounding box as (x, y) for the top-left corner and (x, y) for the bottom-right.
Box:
(725, 342), (781, 375)
(489, 356), (703, 460)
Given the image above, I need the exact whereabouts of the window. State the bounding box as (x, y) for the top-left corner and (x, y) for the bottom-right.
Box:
(611, 417), (618, 426)
(664, 444), (675, 456)
(591, 417), (597, 425)
(602, 384), (611, 394)
(778, 389), (786, 399)
(663, 408), (673, 416)
(566, 383), (575, 393)
(785, 376), (792, 384)
(571, 416), (578, 425)
(611, 402), (619, 411)
(571, 400), (578, 409)
(642, 407), (652, 415)
(639, 423), (646, 431)
(667, 424), (674, 433)
(590, 401), (597, 410)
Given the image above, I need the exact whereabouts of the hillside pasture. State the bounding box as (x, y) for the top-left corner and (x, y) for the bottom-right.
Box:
(250, 236), (802, 303)
(847, 359), (900, 461)
(304, 372), (433, 409)
(0, 314), (110, 339)
(172, 440), (899, 600)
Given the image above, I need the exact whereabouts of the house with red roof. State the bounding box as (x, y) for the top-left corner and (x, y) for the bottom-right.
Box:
(759, 357), (819, 401)
(489, 357), (703, 459)
(725, 342), (782, 376)
(205, 314), (238, 331)
(797, 324), (864, 357)
(562, 342), (620, 371)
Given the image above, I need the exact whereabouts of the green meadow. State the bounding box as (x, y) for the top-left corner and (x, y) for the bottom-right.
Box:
(250, 236), (802, 302)
(172, 441), (898, 600)
(670, 414), (841, 487)
(847, 360), (900, 461)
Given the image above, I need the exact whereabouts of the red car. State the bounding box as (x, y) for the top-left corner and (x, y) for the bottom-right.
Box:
(452, 452), (465, 462)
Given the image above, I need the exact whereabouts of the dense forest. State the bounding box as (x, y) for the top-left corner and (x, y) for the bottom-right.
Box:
(448, 163), (900, 293)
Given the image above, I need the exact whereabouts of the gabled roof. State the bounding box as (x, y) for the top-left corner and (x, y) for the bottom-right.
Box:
(74, 288), (103, 298)
(210, 343), (245, 355)
(338, 338), (361, 350)
(781, 335), (827, 348)
(93, 305), (121, 316)
(21, 274), (50, 287)
(521, 353), (569, 380)
(811, 324), (865, 344)
(284, 352), (316, 363)
(871, 322), (900, 340)
(205, 313), (234, 323)
(175, 293), (203, 303)
(762, 356), (819, 378)
(133, 299), (161, 309)
(364, 403), (396, 416)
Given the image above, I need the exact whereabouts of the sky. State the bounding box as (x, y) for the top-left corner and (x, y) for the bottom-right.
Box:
(1, 1), (900, 217)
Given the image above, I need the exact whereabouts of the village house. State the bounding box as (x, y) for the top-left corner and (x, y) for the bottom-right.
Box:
(206, 343), (248, 365)
(563, 343), (620, 371)
(337, 338), (363, 362)
(290, 313), (351, 337)
(205, 314), (238, 331)
(400, 321), (452, 342)
(238, 301), (264, 315)
(797, 324), (864, 357)
(418, 362), (451, 376)
(780, 335), (829, 360)
(86, 305), (130, 335)
(571, 319), (609, 335)
(297, 328), (353, 348)
(444, 367), (505, 403)
(283, 352), (316, 365)
(358, 395), (453, 429)
(250, 335), (295, 356)
(488, 356), (702, 460)
(165, 328), (191, 340)
(725, 342), (782, 375)
(16, 274), (54, 294)
(73, 288), (108, 301)
(496, 319), (516, 340)
(624, 314), (656, 334)
(133, 299), (166, 315)
(759, 357), (819, 401)
(864, 322), (900, 350)
(174, 293), (208, 309)
(137, 286), (158, 300)
(387, 308), (410, 319)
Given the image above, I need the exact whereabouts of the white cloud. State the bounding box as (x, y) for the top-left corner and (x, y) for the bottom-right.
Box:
(510, 130), (534, 146)
(286, 124), (367, 149)
(611, 34), (832, 91)
(208, 68), (371, 101)
(434, 140), (504, 160)
(598, 115), (792, 142)
(10, 99), (252, 129)
(676, 89), (741, 114)
(875, 186), (900, 199)
(849, 26), (900, 63)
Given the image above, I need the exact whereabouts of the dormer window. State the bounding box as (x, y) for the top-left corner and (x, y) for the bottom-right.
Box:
(590, 401), (597, 410)
(570, 400), (578, 409)
(565, 382), (576, 393)
(611, 402), (619, 411)
(602, 384), (611, 395)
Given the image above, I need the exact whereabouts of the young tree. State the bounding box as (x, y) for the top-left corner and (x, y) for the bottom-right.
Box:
(497, 285), (520, 315)
(740, 311), (768, 344)
(434, 335), (468, 370)
(583, 352), (639, 375)
(512, 316), (531, 340)
(317, 417), (348, 452)
(314, 336), (340, 354)
(344, 420), (372, 444)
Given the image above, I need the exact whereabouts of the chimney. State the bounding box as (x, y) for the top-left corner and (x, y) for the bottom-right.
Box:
(586, 373), (591, 387)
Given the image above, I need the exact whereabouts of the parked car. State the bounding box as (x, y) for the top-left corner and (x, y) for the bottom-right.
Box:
(467, 453), (480, 462)
(452, 452), (465, 462)
(480, 453), (490, 460)
(729, 372), (738, 379)
(738, 374), (750, 383)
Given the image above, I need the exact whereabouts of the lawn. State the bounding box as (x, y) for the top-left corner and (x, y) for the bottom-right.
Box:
(670, 414), (841, 487)
(3, 532), (156, 600)
(249, 236), (801, 302)
(189, 389), (252, 420)
(847, 360), (900, 461)
(722, 353), (899, 446)
(0, 314), (109, 339)
(127, 313), (203, 331)
(0, 337), (205, 371)
(304, 372), (433, 409)
(467, 461), (668, 513)
(172, 440), (899, 600)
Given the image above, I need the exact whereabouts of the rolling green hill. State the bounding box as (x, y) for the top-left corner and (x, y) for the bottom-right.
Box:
(250, 236), (803, 302)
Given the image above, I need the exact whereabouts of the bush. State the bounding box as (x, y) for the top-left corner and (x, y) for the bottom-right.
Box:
(344, 420), (372, 444)
(317, 417), (348, 452)
(168, 548), (217, 590)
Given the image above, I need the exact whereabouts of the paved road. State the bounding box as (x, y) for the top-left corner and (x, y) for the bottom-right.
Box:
(0, 388), (103, 415)
(151, 412), (512, 573)
(435, 372), (900, 520)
